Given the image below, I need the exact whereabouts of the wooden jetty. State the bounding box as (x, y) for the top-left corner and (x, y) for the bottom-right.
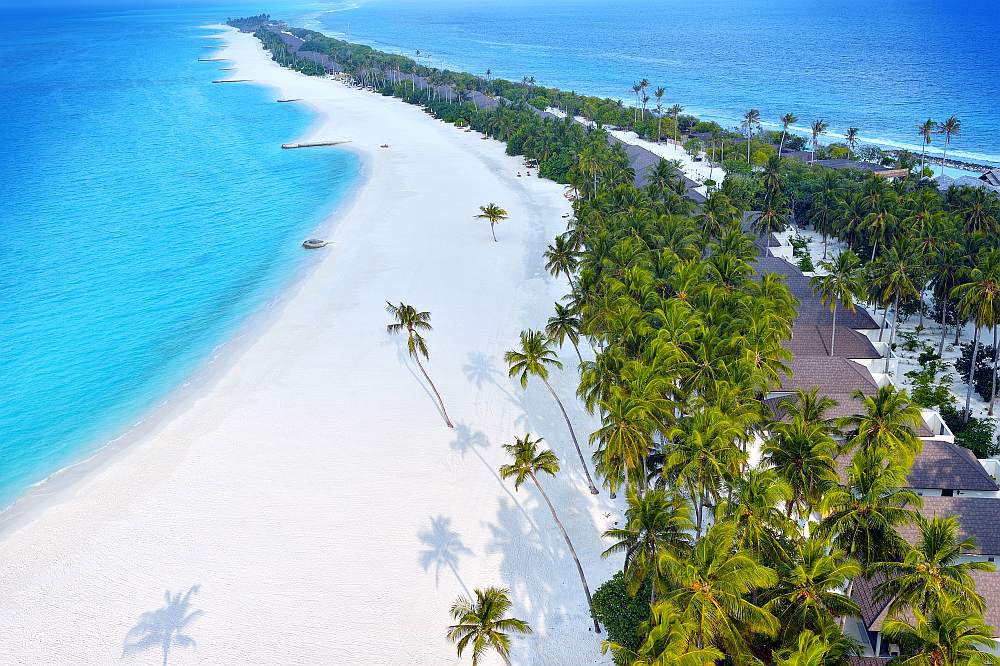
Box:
(276, 98), (303, 103)
(198, 58), (229, 62)
(281, 140), (350, 150)
(212, 79), (250, 84)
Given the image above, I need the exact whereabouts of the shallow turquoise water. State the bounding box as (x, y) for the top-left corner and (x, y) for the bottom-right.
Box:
(0, 5), (358, 508)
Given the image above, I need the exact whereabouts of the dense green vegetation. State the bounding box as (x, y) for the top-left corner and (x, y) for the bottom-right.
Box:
(233, 16), (1000, 665)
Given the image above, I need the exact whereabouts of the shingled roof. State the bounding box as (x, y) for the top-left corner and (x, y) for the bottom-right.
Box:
(776, 357), (879, 395)
(785, 323), (882, 359)
(899, 496), (1000, 556)
(856, 571), (1000, 633)
(908, 440), (999, 492)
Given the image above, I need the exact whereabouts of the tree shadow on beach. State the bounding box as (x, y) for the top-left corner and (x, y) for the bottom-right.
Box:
(450, 422), (537, 528)
(122, 584), (203, 666)
(418, 515), (473, 597)
(461, 351), (516, 400)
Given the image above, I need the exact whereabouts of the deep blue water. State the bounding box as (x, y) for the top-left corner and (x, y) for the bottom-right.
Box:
(296, 0), (1000, 167)
(0, 5), (358, 508)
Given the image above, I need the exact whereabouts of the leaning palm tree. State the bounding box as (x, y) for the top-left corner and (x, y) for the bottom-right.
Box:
(882, 603), (1000, 666)
(873, 515), (994, 618)
(875, 245), (920, 373)
(937, 116), (961, 177)
(544, 234), (579, 289)
(122, 585), (203, 666)
(778, 112), (799, 156)
(500, 434), (601, 633)
(810, 119), (829, 162)
(811, 250), (867, 356)
(845, 127), (860, 159)
(951, 259), (1000, 421)
(505, 329), (599, 494)
(917, 119), (937, 176)
(447, 587), (532, 666)
(654, 86), (666, 139)
(742, 108), (761, 164)
(475, 203), (508, 242)
(386, 301), (453, 428)
(545, 302), (584, 365)
(601, 487), (693, 601)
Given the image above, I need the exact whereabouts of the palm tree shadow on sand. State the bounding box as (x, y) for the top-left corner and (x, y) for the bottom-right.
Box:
(461, 352), (516, 400)
(123, 585), (203, 666)
(417, 515), (473, 597)
(391, 341), (449, 424)
(450, 422), (537, 529)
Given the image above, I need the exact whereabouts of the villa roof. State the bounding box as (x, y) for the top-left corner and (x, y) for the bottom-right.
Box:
(834, 440), (998, 492)
(981, 169), (1000, 187)
(765, 391), (868, 422)
(785, 323), (881, 359)
(855, 571), (1000, 633)
(899, 496), (1000, 556)
(813, 159), (896, 173)
(776, 357), (879, 395)
(908, 440), (999, 492)
(849, 659), (889, 666)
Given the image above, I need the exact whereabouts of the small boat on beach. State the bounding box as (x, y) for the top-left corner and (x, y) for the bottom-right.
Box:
(302, 239), (329, 249)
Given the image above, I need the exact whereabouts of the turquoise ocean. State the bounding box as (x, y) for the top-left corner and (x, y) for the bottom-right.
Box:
(1, 0), (998, 510)
(0, 4), (359, 509)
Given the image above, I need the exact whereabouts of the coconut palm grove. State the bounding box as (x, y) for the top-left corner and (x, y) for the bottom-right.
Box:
(244, 14), (1000, 665)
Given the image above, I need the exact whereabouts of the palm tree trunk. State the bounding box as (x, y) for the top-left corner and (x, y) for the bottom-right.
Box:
(870, 238), (878, 264)
(879, 302), (888, 342)
(778, 129), (786, 156)
(990, 325), (998, 415)
(414, 354), (454, 428)
(571, 341), (583, 365)
(542, 377), (599, 494)
(939, 293), (949, 357)
(491, 222), (498, 242)
(965, 326), (981, 422)
(531, 473), (601, 633)
(885, 293), (900, 374)
(830, 301), (838, 357)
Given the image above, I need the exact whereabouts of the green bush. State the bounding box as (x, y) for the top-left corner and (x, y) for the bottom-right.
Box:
(592, 572), (651, 665)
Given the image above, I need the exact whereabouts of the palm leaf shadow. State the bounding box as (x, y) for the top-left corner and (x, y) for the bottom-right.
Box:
(123, 584), (203, 665)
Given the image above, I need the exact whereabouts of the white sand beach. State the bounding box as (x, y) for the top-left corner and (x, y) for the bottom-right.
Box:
(0, 27), (619, 665)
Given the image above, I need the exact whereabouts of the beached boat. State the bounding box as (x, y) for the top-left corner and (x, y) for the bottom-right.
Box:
(302, 239), (328, 249)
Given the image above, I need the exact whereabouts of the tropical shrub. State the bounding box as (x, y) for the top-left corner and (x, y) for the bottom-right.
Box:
(592, 573), (651, 665)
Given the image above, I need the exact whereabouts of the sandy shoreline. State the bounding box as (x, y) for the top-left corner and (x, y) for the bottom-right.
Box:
(0, 26), (619, 665)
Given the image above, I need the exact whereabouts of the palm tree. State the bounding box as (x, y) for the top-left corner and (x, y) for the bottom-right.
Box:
(875, 246), (920, 373)
(386, 301), (453, 428)
(765, 537), (861, 641)
(602, 487), (693, 601)
(882, 603), (1000, 666)
(475, 203), (508, 242)
(505, 329), (599, 494)
(742, 108), (761, 164)
(841, 384), (923, 463)
(873, 515), (994, 617)
(657, 521), (778, 658)
(763, 416), (838, 519)
(668, 103), (684, 143)
(817, 451), (921, 566)
(810, 250), (867, 356)
(951, 260), (1000, 420)
(122, 585), (203, 666)
(774, 630), (832, 666)
(937, 116), (961, 177)
(544, 234), (579, 289)
(447, 587), (532, 666)
(778, 112), (799, 156)
(546, 302), (583, 364)
(500, 434), (601, 633)
(719, 467), (795, 563)
(845, 127), (860, 159)
(654, 86), (666, 140)
(601, 600), (724, 666)
(810, 119), (829, 162)
(918, 119), (937, 176)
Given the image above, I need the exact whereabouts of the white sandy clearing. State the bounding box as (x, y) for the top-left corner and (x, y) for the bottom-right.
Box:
(0, 27), (621, 665)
